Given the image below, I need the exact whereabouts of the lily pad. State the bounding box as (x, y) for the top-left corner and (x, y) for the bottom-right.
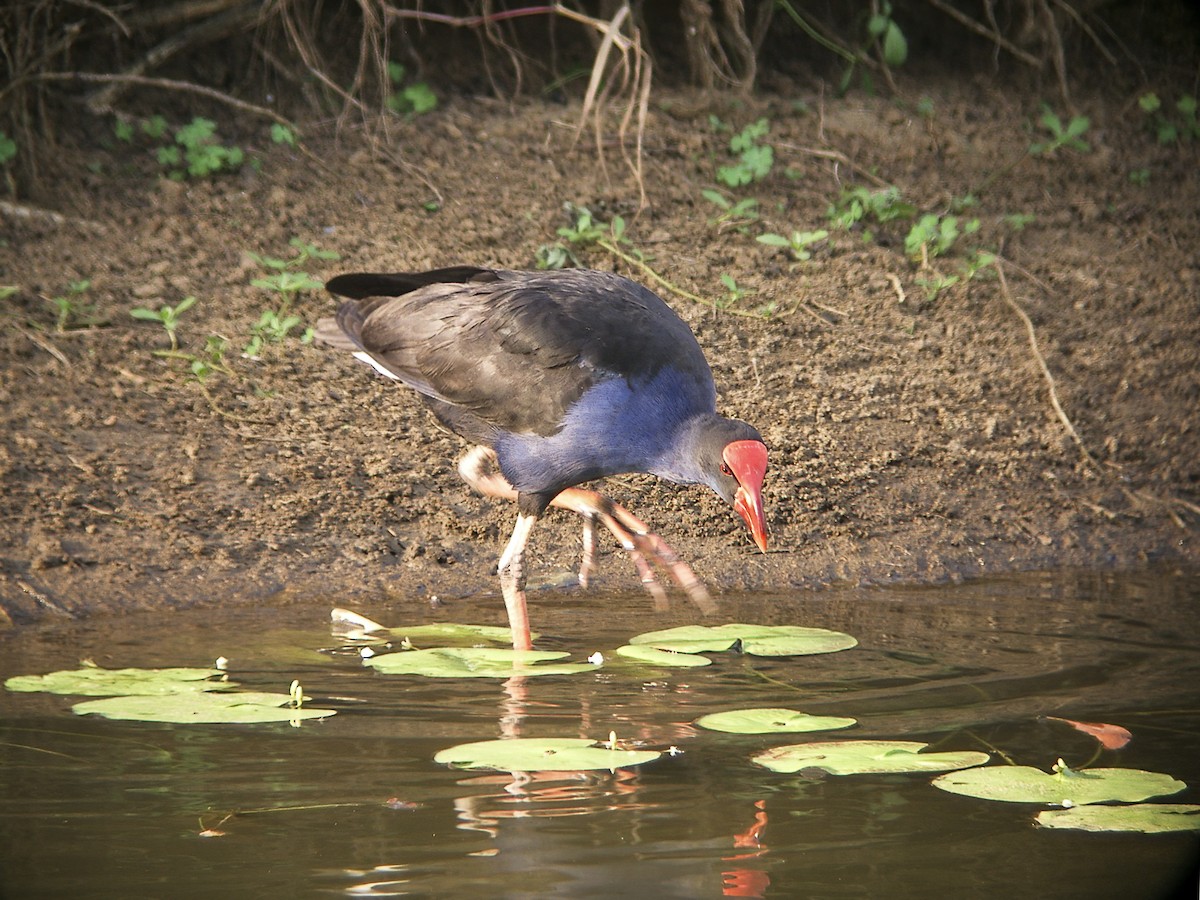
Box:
(753, 740), (990, 775)
(1036, 803), (1200, 833)
(614, 645), (713, 667)
(5, 665), (226, 696)
(72, 691), (337, 724)
(696, 707), (857, 734)
(365, 647), (594, 678)
(434, 737), (660, 772)
(331, 610), (531, 646)
(932, 764), (1187, 806)
(628, 624), (857, 657)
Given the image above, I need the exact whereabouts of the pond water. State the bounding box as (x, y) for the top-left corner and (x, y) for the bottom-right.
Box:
(1, 568), (1198, 898)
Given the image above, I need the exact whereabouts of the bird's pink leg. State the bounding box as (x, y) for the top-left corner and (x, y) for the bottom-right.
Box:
(497, 511), (536, 651)
(457, 446), (715, 616)
(579, 513), (598, 589)
(550, 487), (716, 615)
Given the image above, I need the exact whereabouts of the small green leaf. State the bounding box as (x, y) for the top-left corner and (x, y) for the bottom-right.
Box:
(365, 647), (594, 678)
(753, 740), (989, 775)
(434, 737), (660, 772)
(882, 21), (908, 67)
(6, 665), (225, 696)
(614, 645), (713, 667)
(696, 708), (856, 734)
(931, 765), (1187, 805)
(270, 123), (297, 146)
(73, 690), (336, 724)
(1036, 803), (1200, 833)
(629, 624), (857, 657)
(403, 83), (438, 115)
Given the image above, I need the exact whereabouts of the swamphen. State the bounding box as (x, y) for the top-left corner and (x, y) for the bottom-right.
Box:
(323, 267), (768, 650)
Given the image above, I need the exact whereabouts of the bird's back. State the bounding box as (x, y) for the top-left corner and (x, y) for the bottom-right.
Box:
(328, 269), (718, 453)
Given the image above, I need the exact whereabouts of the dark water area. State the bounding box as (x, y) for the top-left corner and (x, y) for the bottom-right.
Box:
(1, 568), (1198, 898)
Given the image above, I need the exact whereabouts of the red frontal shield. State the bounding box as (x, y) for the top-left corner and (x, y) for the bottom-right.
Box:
(723, 440), (768, 552)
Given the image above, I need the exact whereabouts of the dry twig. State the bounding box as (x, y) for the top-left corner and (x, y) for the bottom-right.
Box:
(994, 260), (1098, 471)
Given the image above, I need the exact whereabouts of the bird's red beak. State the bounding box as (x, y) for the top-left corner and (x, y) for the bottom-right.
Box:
(724, 440), (768, 552)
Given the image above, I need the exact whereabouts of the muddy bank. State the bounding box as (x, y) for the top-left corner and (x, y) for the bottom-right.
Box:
(2, 82), (1198, 627)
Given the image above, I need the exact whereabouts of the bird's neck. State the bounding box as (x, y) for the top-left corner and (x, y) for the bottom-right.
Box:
(648, 412), (727, 486)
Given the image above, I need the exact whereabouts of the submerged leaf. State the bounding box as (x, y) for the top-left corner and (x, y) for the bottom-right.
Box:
(6, 665), (225, 697)
(932, 765), (1186, 806)
(434, 737), (660, 772)
(614, 645), (713, 667)
(72, 691), (336, 723)
(365, 647), (593, 678)
(753, 740), (989, 775)
(1036, 803), (1200, 833)
(629, 624), (857, 657)
(696, 708), (856, 735)
(384, 623), (522, 645)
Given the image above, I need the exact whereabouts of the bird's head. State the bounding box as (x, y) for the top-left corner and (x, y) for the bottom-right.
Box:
(695, 418), (768, 553)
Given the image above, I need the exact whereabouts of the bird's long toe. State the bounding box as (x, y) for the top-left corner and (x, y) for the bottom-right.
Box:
(552, 487), (715, 614)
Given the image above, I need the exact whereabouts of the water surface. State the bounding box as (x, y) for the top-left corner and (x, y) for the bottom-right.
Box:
(2, 569), (1198, 898)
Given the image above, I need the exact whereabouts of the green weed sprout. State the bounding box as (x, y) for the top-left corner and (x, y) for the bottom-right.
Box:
(904, 214), (979, 261)
(386, 62), (438, 117)
(244, 309), (304, 359)
(701, 189), (759, 232)
(48, 280), (96, 332)
(827, 185), (915, 231)
(867, 1), (908, 67)
(251, 271), (324, 300)
(1, 130), (16, 195)
(717, 118), (774, 187)
(1004, 213), (1037, 232)
(717, 273), (753, 308)
(189, 336), (229, 381)
(156, 117), (244, 180)
(248, 237), (339, 273)
(1138, 92), (1199, 144)
(914, 274), (959, 305)
(757, 228), (830, 261)
(536, 205), (638, 270)
(130, 296), (196, 351)
(270, 123), (297, 147)
(1030, 105), (1090, 155)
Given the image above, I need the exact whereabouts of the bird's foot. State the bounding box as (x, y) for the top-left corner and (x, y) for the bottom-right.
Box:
(551, 488), (716, 615)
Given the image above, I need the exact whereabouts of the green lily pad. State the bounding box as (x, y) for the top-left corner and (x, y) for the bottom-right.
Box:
(932, 764), (1187, 806)
(72, 691), (336, 724)
(696, 707), (857, 734)
(753, 740), (990, 775)
(365, 647), (594, 678)
(5, 665), (225, 696)
(614, 645), (713, 667)
(434, 737), (661, 772)
(628, 624), (857, 657)
(1036, 803), (1200, 833)
(331, 610), (532, 646)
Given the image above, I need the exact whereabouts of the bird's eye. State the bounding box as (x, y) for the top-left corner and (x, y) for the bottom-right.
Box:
(720, 462), (733, 477)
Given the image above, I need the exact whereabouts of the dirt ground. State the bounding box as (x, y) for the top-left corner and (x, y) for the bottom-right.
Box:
(2, 70), (1198, 628)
